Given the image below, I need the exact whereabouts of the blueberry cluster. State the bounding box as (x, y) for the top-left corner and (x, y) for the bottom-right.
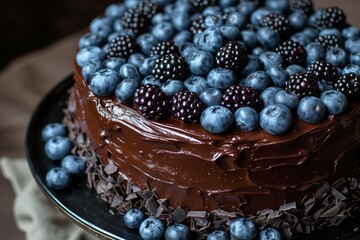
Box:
(123, 208), (281, 240)
(42, 122), (86, 190)
(76, 0), (360, 136)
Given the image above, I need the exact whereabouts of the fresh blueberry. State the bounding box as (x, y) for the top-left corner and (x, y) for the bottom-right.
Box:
(237, 1), (257, 17)
(139, 217), (165, 240)
(161, 80), (185, 97)
(319, 28), (342, 38)
(302, 27), (319, 41)
(308, 9), (324, 27)
(188, 50), (215, 76)
(252, 47), (265, 56)
(172, 11), (191, 31)
(267, 65), (289, 88)
(240, 30), (257, 49)
(90, 68), (120, 96)
(219, 0), (237, 8)
(326, 47), (348, 68)
(286, 65), (306, 76)
(200, 106), (234, 134)
(207, 68), (237, 90)
(173, 31), (193, 47)
(297, 96), (327, 124)
(274, 90), (300, 111)
(244, 70), (270, 92)
(76, 46), (106, 68)
(181, 43), (198, 60)
(230, 217), (257, 240)
(234, 107), (259, 132)
(260, 87), (282, 106)
(241, 55), (262, 76)
(103, 57), (126, 72)
(345, 38), (360, 53)
(89, 17), (112, 37)
(124, 0), (140, 9)
(61, 155), (86, 177)
(42, 123), (67, 141)
(137, 33), (159, 56)
(305, 42), (325, 64)
(260, 104), (292, 135)
(165, 223), (190, 240)
(78, 32), (105, 49)
(203, 6), (222, 16)
(139, 55), (159, 76)
(197, 28), (225, 54)
(142, 75), (162, 88)
(342, 26), (360, 39)
(250, 8), (271, 26)
(184, 76), (208, 95)
(46, 167), (72, 190)
(128, 53), (146, 68)
(343, 64), (360, 75)
(119, 63), (141, 80)
(116, 78), (140, 104)
(200, 88), (223, 107)
(174, 0), (194, 14)
(207, 230), (229, 240)
(290, 32), (311, 47)
(288, 12), (307, 31)
(152, 13), (171, 25)
(257, 27), (281, 50)
(152, 22), (175, 42)
(259, 51), (283, 70)
(350, 51), (360, 66)
(105, 3), (126, 20)
(259, 228), (281, 240)
(205, 15), (224, 29)
(318, 81), (334, 92)
(113, 19), (124, 32)
(220, 25), (241, 41)
(265, 0), (289, 13)
(320, 90), (348, 115)
(124, 209), (146, 230)
(44, 136), (72, 161)
(226, 12), (247, 29)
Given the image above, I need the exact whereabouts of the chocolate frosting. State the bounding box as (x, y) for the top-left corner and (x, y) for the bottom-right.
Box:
(73, 64), (360, 214)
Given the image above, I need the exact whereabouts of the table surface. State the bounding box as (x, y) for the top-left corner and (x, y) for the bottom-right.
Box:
(1, 1), (360, 240)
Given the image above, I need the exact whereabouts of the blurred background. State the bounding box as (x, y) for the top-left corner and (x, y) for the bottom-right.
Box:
(1, 1), (360, 240)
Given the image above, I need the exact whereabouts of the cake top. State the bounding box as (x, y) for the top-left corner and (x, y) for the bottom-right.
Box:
(76, 0), (360, 136)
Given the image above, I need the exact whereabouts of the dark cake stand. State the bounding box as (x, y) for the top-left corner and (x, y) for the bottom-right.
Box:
(26, 76), (360, 240)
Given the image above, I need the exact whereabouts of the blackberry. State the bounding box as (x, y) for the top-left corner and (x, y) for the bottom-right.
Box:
(307, 60), (340, 84)
(152, 54), (190, 82)
(107, 34), (138, 59)
(334, 73), (360, 100)
(260, 13), (290, 37)
(216, 41), (248, 70)
(190, 15), (205, 35)
(285, 73), (320, 98)
(150, 41), (179, 57)
(316, 7), (347, 30)
(275, 40), (307, 67)
(289, 0), (313, 16)
(189, 0), (217, 12)
(315, 35), (343, 51)
(136, 0), (161, 19)
(121, 8), (148, 35)
(221, 85), (262, 112)
(133, 84), (171, 119)
(172, 91), (205, 123)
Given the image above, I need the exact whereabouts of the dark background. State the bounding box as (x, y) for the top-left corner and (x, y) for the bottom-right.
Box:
(0, 0), (114, 69)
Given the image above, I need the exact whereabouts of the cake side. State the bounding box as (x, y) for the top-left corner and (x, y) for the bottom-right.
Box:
(73, 63), (360, 214)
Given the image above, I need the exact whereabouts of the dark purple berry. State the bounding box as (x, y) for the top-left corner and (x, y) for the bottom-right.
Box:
(190, 15), (205, 35)
(222, 85), (262, 112)
(315, 35), (343, 51)
(136, 0), (162, 19)
(172, 91), (205, 123)
(216, 41), (248, 70)
(289, 0), (314, 16)
(285, 72), (320, 98)
(275, 40), (307, 67)
(307, 60), (340, 84)
(260, 13), (290, 37)
(121, 8), (148, 35)
(316, 7), (347, 30)
(152, 54), (190, 82)
(334, 73), (360, 100)
(150, 41), (179, 56)
(107, 35), (138, 59)
(189, 0), (217, 12)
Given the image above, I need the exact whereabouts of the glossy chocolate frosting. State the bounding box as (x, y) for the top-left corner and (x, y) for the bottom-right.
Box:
(73, 64), (360, 214)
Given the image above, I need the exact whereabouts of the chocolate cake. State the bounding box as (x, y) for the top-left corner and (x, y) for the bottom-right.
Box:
(71, 0), (360, 238)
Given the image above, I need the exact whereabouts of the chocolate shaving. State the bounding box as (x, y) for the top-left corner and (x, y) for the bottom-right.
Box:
(111, 194), (124, 208)
(104, 161), (118, 175)
(187, 211), (207, 218)
(138, 190), (153, 200)
(172, 207), (187, 223)
(145, 198), (159, 215)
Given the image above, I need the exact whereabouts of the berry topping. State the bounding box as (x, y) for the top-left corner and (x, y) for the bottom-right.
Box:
(222, 85), (263, 112)
(285, 72), (320, 98)
(216, 41), (248, 70)
(136, 0), (161, 19)
(260, 13), (290, 37)
(133, 84), (171, 119)
(190, 15), (205, 35)
(150, 41), (179, 56)
(316, 7), (347, 30)
(172, 91), (205, 124)
(315, 35), (343, 51)
(306, 60), (340, 84)
(275, 40), (307, 67)
(289, 0), (314, 16)
(151, 54), (190, 82)
(189, 0), (217, 12)
(107, 35), (138, 59)
(121, 8), (148, 35)
(334, 73), (360, 100)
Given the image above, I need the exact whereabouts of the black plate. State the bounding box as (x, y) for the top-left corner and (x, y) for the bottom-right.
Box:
(26, 75), (360, 240)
